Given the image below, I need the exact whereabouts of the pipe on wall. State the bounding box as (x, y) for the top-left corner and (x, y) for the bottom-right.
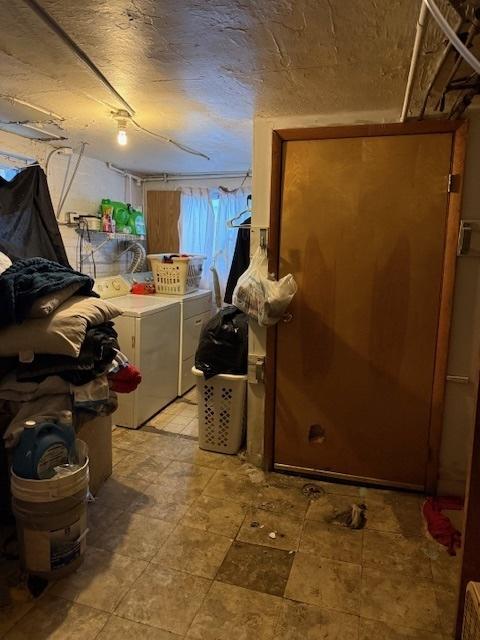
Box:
(400, 1), (429, 122)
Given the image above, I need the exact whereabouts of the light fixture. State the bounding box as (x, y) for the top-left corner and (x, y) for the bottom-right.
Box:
(112, 110), (130, 146)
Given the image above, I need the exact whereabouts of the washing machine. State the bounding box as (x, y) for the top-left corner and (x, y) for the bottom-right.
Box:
(94, 275), (181, 429)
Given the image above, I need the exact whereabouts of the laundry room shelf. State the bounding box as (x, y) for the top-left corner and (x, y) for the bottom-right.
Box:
(74, 229), (145, 242)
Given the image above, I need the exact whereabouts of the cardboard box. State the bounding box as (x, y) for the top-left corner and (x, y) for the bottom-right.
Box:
(76, 416), (112, 495)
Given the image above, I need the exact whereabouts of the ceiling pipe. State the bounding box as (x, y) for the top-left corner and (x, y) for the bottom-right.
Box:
(424, 0), (480, 74)
(21, 0), (135, 117)
(142, 171), (252, 182)
(400, 1), (429, 122)
(418, 15), (463, 119)
(0, 95), (65, 121)
(106, 162), (143, 184)
(433, 16), (480, 111)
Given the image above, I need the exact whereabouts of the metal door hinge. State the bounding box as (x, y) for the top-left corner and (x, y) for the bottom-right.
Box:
(448, 173), (460, 193)
(248, 354), (265, 384)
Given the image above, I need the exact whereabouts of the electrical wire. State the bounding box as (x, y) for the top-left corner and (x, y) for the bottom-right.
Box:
(57, 152), (72, 214)
(45, 146), (71, 172)
(56, 142), (87, 219)
(131, 119), (210, 160)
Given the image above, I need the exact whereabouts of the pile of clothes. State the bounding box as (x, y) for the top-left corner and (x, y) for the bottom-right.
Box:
(0, 256), (141, 445)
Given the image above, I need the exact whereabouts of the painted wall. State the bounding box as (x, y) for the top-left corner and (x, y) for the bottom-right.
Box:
(0, 131), (143, 276)
(249, 108), (480, 495)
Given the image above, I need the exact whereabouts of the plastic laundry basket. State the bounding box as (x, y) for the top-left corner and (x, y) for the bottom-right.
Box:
(192, 367), (247, 454)
(148, 254), (205, 295)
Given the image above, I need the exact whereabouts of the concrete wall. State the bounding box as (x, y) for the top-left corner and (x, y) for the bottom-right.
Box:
(0, 131), (143, 276)
(249, 108), (480, 495)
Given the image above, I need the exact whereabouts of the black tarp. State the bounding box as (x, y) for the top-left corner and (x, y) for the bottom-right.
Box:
(0, 165), (69, 266)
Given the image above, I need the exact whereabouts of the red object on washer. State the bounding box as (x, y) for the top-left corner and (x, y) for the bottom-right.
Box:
(131, 282), (155, 295)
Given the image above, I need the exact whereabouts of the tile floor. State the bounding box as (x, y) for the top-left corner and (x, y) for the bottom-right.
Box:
(1, 391), (461, 639)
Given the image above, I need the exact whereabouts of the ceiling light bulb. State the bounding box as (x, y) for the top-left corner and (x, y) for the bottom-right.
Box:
(117, 118), (128, 146)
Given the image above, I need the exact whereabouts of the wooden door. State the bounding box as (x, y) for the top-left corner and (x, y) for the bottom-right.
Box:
(146, 190), (181, 253)
(270, 122), (466, 490)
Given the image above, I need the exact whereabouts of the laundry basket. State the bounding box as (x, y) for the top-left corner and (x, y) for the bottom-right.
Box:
(148, 254), (205, 295)
(192, 367), (247, 454)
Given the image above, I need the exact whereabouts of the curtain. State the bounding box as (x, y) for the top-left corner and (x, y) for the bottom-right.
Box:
(179, 188), (215, 288)
(213, 188), (249, 295)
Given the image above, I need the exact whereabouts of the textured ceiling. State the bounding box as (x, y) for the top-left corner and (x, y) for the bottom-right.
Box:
(0, 1), (439, 173)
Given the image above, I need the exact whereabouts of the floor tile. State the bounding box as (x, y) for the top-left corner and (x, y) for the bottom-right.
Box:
(300, 520), (363, 563)
(152, 524), (232, 578)
(177, 441), (242, 471)
(96, 615), (180, 639)
(363, 530), (433, 578)
(0, 591), (34, 638)
(115, 564), (211, 636)
(161, 421), (187, 434)
(361, 567), (442, 632)
(181, 495), (247, 537)
(93, 513), (175, 561)
(306, 493), (361, 524)
(181, 419), (199, 437)
(285, 552), (361, 614)
(112, 446), (131, 466)
(255, 480), (311, 517)
(237, 509), (303, 551)
(87, 502), (124, 548)
(111, 428), (151, 452)
(4, 594), (108, 640)
(359, 618), (445, 640)
(365, 493), (424, 536)
(435, 583), (459, 637)
(202, 470), (260, 506)
(112, 452), (172, 483)
(95, 475), (151, 511)
(216, 540), (295, 597)
(50, 547), (148, 613)
(129, 484), (195, 522)
(275, 599), (360, 640)
(167, 413), (193, 427)
(430, 550), (461, 588)
(136, 433), (186, 458)
(186, 581), (282, 640)
(158, 461), (216, 499)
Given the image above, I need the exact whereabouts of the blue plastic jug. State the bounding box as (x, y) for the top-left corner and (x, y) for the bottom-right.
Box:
(12, 412), (76, 480)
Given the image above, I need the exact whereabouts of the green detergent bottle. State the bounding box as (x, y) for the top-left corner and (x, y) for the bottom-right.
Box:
(128, 206), (145, 235)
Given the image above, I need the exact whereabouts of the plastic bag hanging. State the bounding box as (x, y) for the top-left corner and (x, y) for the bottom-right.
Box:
(232, 247), (297, 326)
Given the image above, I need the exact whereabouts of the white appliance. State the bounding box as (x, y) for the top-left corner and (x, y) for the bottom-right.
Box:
(122, 273), (212, 396)
(94, 276), (180, 429)
(160, 289), (212, 395)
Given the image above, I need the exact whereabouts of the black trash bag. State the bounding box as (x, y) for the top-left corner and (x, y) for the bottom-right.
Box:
(195, 306), (248, 379)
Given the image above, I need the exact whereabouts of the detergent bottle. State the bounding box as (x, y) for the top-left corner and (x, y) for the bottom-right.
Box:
(12, 411), (76, 480)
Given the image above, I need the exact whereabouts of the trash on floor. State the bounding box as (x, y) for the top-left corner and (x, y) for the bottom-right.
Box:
(302, 483), (326, 500)
(268, 531), (277, 539)
(331, 503), (367, 530)
(423, 496), (463, 555)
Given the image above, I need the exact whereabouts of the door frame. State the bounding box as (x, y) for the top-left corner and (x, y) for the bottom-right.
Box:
(264, 120), (468, 493)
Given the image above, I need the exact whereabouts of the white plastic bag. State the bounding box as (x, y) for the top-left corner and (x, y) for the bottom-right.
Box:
(233, 247), (297, 326)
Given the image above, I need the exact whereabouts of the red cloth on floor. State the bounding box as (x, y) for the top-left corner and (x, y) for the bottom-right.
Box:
(109, 364), (142, 393)
(423, 496), (463, 556)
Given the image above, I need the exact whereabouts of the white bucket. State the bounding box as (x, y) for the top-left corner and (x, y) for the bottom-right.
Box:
(11, 440), (89, 579)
